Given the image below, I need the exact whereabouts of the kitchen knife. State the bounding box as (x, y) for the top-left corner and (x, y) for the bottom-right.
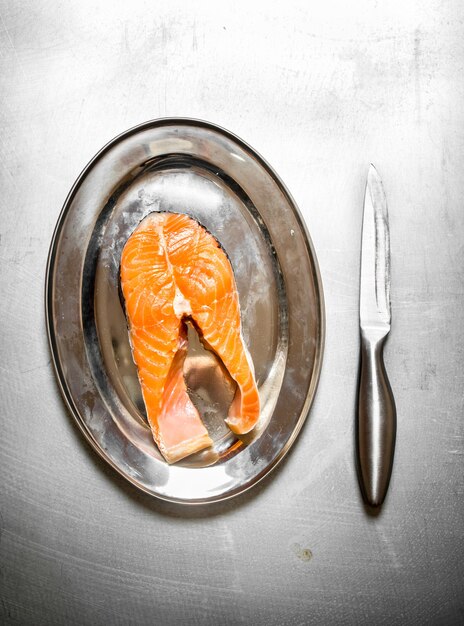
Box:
(357, 164), (396, 507)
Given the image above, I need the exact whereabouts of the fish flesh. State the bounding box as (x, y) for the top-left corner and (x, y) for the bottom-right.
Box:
(120, 212), (260, 463)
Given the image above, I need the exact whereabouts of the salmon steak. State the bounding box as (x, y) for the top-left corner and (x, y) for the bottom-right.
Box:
(120, 212), (260, 463)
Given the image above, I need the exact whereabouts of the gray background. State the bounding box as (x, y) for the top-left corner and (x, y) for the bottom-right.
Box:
(1, 0), (463, 624)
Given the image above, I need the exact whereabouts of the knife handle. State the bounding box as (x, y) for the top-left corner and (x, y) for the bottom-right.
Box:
(357, 330), (396, 507)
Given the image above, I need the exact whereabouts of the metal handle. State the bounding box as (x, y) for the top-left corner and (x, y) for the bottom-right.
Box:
(357, 331), (396, 507)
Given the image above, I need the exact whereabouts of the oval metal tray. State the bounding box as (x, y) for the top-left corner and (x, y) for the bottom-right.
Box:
(46, 118), (325, 503)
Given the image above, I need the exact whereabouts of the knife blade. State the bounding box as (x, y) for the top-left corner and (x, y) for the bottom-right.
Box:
(357, 164), (396, 507)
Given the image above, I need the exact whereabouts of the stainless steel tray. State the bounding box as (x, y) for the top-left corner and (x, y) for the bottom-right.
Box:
(46, 118), (325, 503)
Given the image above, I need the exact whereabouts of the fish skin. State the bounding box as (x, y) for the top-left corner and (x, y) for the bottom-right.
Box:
(120, 212), (260, 463)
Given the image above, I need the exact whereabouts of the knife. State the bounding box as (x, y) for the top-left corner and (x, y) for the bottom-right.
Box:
(357, 164), (396, 507)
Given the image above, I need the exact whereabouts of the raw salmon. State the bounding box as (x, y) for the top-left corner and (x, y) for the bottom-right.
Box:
(120, 212), (260, 463)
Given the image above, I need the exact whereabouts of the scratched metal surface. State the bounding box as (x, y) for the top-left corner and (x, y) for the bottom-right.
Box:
(1, 0), (463, 624)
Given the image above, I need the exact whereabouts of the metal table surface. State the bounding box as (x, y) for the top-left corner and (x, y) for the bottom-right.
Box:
(1, 1), (463, 624)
